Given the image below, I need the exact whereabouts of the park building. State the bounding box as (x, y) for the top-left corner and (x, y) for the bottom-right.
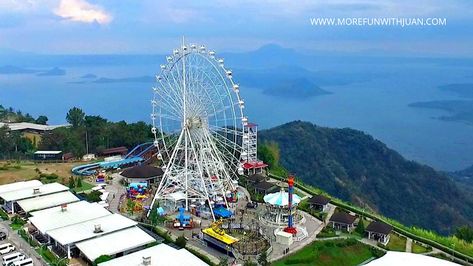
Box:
(0, 122), (68, 147)
(120, 165), (164, 185)
(329, 211), (357, 232)
(0, 180), (209, 265)
(307, 194), (330, 212)
(0, 181), (75, 215)
(98, 243), (208, 266)
(365, 220), (393, 245)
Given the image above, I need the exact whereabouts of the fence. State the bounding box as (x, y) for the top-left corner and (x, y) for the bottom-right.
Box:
(268, 172), (473, 264)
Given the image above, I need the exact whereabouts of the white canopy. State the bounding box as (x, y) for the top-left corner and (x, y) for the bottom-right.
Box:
(29, 201), (111, 234)
(17, 191), (79, 213)
(0, 180), (43, 194)
(0, 182), (69, 202)
(76, 226), (155, 261)
(47, 213), (137, 245)
(366, 251), (460, 266)
(263, 189), (301, 207)
(98, 244), (208, 266)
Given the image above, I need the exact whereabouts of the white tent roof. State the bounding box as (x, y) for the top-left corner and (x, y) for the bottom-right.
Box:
(263, 189), (301, 207)
(16, 191), (79, 213)
(29, 201), (111, 234)
(168, 191), (186, 201)
(366, 251), (460, 266)
(0, 180), (43, 194)
(98, 244), (208, 266)
(0, 122), (68, 131)
(76, 226), (155, 261)
(47, 214), (137, 246)
(34, 151), (62, 155)
(0, 182), (69, 202)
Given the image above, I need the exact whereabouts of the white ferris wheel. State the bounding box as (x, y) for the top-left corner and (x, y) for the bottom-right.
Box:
(149, 40), (247, 219)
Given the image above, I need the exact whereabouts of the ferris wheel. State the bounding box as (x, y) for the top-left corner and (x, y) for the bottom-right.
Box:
(149, 40), (246, 219)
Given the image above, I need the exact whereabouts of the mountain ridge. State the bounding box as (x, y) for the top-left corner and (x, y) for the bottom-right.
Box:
(259, 120), (473, 235)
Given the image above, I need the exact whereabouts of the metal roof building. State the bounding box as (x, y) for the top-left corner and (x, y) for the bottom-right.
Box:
(29, 201), (111, 234)
(47, 214), (137, 246)
(16, 191), (79, 213)
(0, 182), (69, 202)
(0, 122), (68, 131)
(75, 226), (155, 262)
(98, 244), (208, 266)
(0, 180), (43, 194)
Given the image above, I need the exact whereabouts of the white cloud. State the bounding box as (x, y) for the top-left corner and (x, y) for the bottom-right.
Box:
(54, 0), (112, 24)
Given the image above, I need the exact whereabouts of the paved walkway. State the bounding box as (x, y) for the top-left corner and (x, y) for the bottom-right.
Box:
(406, 238), (412, 253)
(106, 173), (127, 213)
(324, 204), (336, 224)
(269, 211), (324, 262)
(0, 221), (47, 266)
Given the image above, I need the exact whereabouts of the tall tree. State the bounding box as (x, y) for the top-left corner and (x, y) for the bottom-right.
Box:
(35, 115), (49, 125)
(66, 107), (85, 128)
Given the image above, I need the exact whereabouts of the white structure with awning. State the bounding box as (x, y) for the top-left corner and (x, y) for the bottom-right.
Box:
(0, 182), (70, 213)
(47, 214), (137, 246)
(29, 201), (111, 234)
(75, 226), (155, 262)
(0, 180), (43, 194)
(0, 182), (69, 202)
(366, 251), (460, 266)
(98, 244), (208, 266)
(16, 191), (79, 213)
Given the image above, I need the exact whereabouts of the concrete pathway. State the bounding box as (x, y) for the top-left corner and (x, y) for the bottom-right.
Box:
(106, 173), (127, 213)
(269, 211), (324, 262)
(324, 204), (336, 224)
(0, 221), (47, 266)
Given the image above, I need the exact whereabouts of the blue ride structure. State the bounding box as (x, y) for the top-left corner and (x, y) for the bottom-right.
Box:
(71, 142), (156, 176)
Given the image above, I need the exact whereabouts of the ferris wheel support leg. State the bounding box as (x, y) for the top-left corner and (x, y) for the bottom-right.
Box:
(152, 128), (186, 214)
(186, 129), (216, 221)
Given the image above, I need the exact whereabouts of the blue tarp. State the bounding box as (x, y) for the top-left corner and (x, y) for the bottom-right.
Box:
(128, 182), (148, 189)
(213, 207), (232, 219)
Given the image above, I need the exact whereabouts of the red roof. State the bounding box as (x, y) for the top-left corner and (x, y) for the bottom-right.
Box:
(100, 146), (128, 155)
(244, 123), (258, 128)
(243, 161), (268, 169)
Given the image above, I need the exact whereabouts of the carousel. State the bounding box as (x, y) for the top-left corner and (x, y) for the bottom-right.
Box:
(261, 188), (303, 226)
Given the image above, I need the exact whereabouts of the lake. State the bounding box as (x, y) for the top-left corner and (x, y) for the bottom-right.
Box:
(1, 55), (472, 171)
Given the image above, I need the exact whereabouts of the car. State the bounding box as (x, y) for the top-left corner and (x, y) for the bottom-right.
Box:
(0, 243), (15, 255)
(0, 232), (6, 241)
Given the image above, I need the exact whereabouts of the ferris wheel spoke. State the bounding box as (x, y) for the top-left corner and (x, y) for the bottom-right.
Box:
(150, 42), (245, 219)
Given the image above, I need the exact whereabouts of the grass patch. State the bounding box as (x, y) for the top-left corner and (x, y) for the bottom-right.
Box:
(72, 181), (94, 192)
(10, 216), (26, 230)
(317, 226), (337, 238)
(0, 208), (9, 220)
(385, 233), (407, 251)
(412, 241), (431, 254)
(272, 239), (384, 266)
(0, 161), (77, 185)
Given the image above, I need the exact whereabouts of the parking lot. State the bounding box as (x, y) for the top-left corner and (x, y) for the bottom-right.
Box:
(0, 221), (46, 266)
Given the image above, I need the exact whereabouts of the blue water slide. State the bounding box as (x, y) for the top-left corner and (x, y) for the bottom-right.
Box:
(124, 142), (153, 159)
(72, 142), (155, 176)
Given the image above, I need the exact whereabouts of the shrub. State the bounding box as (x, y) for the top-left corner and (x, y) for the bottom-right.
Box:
(0, 209), (9, 220)
(176, 235), (187, 248)
(85, 190), (102, 203)
(94, 255), (112, 265)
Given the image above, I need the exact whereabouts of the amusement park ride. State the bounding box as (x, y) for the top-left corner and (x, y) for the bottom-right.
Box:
(144, 40), (308, 259)
(283, 176), (298, 235)
(147, 38), (267, 220)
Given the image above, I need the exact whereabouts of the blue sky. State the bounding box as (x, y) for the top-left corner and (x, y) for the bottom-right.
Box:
(0, 0), (472, 56)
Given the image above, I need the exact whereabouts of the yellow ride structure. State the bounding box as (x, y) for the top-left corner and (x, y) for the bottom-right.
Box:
(202, 219), (239, 252)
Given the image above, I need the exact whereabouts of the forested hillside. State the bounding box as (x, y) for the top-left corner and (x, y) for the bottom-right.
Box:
(259, 121), (473, 235)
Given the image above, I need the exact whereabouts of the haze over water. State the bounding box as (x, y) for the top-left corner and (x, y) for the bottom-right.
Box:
(1, 51), (473, 172)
